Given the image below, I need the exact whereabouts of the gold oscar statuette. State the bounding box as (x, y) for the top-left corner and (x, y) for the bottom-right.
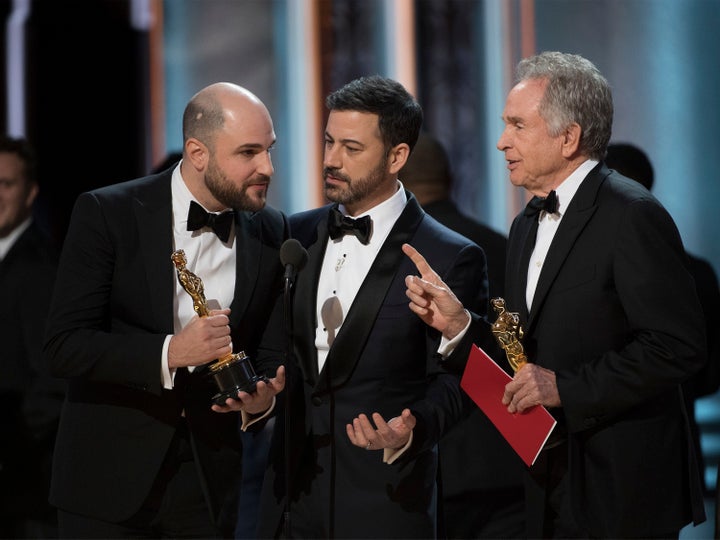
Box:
(490, 297), (527, 372)
(171, 249), (266, 405)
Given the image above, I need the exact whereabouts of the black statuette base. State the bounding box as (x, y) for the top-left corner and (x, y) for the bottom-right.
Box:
(208, 353), (267, 406)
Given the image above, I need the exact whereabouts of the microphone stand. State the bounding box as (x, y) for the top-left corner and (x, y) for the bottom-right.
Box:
(282, 269), (294, 539)
(278, 239), (306, 539)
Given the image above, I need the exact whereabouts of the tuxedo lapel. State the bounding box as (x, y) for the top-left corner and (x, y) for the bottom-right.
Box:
(293, 215), (329, 386)
(518, 217), (539, 320)
(133, 179), (175, 333)
(506, 215), (538, 322)
(230, 211), (260, 325)
(314, 196), (424, 395)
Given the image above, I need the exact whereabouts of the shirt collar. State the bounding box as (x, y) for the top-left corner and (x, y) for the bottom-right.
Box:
(551, 159), (599, 217)
(0, 217), (32, 260)
(171, 161), (195, 234)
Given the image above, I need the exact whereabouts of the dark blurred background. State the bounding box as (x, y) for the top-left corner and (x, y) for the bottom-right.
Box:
(3, 0), (719, 517)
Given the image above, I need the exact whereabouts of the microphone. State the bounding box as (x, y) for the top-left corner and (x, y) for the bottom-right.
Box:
(279, 238), (308, 537)
(280, 238), (308, 283)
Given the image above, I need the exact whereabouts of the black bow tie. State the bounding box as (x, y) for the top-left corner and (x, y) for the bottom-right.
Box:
(524, 190), (559, 217)
(327, 207), (372, 245)
(187, 200), (234, 243)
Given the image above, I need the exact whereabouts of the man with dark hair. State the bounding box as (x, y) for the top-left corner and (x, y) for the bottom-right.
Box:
(253, 75), (487, 538)
(0, 135), (63, 538)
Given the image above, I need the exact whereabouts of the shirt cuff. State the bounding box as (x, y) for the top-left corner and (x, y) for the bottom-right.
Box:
(436, 309), (472, 358)
(162, 335), (173, 390)
(240, 396), (276, 431)
(383, 430), (414, 464)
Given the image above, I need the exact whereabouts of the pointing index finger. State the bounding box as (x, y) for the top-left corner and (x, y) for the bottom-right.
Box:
(402, 243), (438, 282)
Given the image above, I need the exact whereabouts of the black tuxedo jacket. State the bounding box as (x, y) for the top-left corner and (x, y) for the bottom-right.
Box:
(456, 164), (707, 538)
(256, 193), (488, 538)
(0, 221), (63, 522)
(43, 168), (288, 532)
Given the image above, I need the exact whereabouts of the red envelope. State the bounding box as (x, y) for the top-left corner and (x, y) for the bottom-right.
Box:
(460, 344), (557, 467)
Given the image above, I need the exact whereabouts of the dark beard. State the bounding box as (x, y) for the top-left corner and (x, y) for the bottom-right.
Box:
(323, 154), (388, 207)
(205, 158), (267, 212)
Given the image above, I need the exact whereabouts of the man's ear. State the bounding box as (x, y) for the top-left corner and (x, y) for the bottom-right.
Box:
(185, 138), (208, 171)
(561, 123), (582, 158)
(24, 182), (39, 210)
(388, 143), (411, 175)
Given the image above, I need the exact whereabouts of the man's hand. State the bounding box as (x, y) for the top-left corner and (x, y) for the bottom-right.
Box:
(502, 363), (561, 413)
(346, 408), (416, 451)
(168, 308), (232, 369)
(212, 365), (286, 415)
(402, 243), (470, 340)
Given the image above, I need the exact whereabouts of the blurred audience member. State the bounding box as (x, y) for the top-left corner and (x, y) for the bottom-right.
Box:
(606, 142), (720, 494)
(401, 132), (524, 538)
(0, 135), (64, 538)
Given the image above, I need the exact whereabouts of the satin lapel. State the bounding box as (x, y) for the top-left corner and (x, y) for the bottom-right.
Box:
(293, 216), (328, 386)
(518, 217), (539, 321)
(133, 180), (175, 333)
(527, 169), (604, 327)
(506, 214), (537, 322)
(230, 212), (260, 325)
(314, 196), (424, 395)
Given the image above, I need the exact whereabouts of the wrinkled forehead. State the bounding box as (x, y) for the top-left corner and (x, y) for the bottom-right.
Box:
(505, 79), (547, 112)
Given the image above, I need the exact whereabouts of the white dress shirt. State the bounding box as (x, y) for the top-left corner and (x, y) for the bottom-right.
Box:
(525, 159), (598, 311)
(315, 182), (416, 462)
